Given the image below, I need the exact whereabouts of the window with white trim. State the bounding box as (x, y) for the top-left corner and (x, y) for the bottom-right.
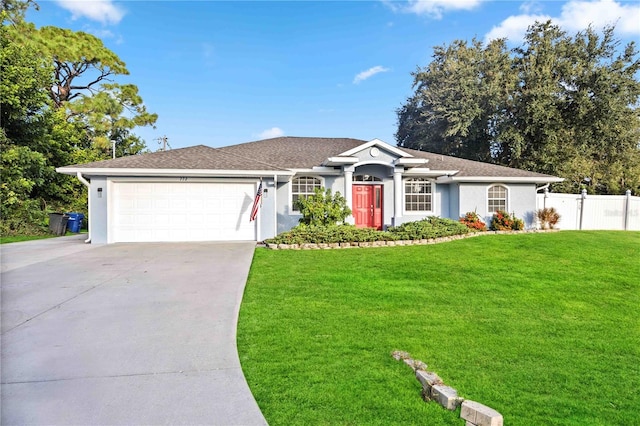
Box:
(291, 176), (322, 212)
(404, 178), (432, 212)
(487, 185), (508, 213)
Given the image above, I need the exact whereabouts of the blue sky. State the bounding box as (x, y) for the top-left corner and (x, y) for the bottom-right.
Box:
(27, 1), (640, 150)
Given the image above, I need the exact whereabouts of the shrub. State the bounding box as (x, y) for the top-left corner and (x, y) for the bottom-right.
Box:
(296, 188), (351, 226)
(0, 199), (49, 237)
(387, 217), (470, 240)
(537, 207), (561, 229)
(490, 210), (524, 231)
(264, 217), (473, 245)
(459, 211), (487, 231)
(264, 224), (394, 245)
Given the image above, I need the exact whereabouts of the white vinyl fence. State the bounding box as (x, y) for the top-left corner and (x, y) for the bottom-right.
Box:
(536, 189), (640, 231)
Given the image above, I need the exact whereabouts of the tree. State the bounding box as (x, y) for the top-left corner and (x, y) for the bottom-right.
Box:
(397, 21), (640, 194)
(0, 15), (55, 233)
(33, 26), (157, 155)
(397, 38), (515, 163)
(296, 188), (352, 226)
(1, 0), (158, 234)
(35, 26), (128, 108)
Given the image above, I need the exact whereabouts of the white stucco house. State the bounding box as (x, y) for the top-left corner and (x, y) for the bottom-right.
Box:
(56, 137), (563, 244)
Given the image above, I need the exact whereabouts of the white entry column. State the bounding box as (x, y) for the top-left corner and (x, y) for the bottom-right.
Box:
(393, 168), (403, 225)
(344, 167), (354, 224)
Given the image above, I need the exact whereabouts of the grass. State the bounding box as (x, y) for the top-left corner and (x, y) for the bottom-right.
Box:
(0, 234), (56, 244)
(238, 231), (640, 425)
(0, 231), (86, 244)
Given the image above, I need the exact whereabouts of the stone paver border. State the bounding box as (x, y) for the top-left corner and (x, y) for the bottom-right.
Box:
(392, 350), (504, 426)
(266, 229), (559, 250)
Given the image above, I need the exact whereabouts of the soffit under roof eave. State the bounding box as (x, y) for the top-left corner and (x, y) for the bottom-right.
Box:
(438, 176), (565, 183)
(394, 158), (429, 167)
(404, 169), (458, 177)
(321, 157), (359, 166)
(55, 167), (295, 177)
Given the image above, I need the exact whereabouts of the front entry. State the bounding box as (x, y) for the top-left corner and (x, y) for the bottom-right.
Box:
(352, 185), (383, 230)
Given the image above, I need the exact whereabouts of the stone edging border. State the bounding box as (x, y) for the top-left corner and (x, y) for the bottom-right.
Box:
(264, 229), (560, 250)
(392, 350), (504, 426)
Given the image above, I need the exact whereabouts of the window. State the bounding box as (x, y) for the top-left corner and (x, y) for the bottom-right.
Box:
(291, 176), (322, 211)
(404, 178), (432, 212)
(353, 174), (381, 182)
(487, 185), (508, 213)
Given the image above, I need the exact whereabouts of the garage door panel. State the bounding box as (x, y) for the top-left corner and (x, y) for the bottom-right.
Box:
(111, 182), (256, 242)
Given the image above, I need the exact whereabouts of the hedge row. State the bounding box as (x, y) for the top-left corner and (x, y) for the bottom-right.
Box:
(264, 217), (471, 245)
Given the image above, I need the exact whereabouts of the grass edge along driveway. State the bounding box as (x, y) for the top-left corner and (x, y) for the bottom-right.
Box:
(238, 231), (640, 425)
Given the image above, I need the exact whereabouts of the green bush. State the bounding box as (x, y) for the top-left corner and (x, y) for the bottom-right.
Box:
(265, 217), (472, 245)
(0, 199), (49, 236)
(265, 224), (395, 245)
(490, 210), (524, 231)
(296, 188), (351, 226)
(387, 216), (470, 240)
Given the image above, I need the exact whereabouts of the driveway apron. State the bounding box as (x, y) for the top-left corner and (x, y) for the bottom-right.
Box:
(1, 237), (267, 425)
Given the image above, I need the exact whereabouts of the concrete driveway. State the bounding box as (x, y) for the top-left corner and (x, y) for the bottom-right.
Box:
(1, 235), (267, 425)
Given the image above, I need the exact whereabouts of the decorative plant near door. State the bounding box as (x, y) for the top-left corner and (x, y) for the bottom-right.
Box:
(537, 207), (561, 229)
(459, 211), (487, 231)
(296, 188), (352, 226)
(490, 210), (524, 231)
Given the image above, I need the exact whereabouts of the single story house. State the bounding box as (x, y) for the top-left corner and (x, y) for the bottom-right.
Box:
(56, 137), (563, 244)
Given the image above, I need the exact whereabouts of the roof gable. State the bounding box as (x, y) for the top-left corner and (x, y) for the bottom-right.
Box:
(338, 139), (412, 158)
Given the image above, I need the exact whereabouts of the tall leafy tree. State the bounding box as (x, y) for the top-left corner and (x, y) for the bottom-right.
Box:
(397, 38), (515, 162)
(1, 0), (158, 234)
(35, 26), (157, 155)
(0, 10), (54, 231)
(397, 21), (640, 194)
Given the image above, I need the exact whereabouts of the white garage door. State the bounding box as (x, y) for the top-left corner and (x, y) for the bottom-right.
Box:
(111, 182), (256, 242)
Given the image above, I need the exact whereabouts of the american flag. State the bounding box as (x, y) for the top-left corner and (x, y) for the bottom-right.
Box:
(249, 181), (263, 222)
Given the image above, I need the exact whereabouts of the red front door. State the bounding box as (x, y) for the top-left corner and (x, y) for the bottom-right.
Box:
(352, 185), (383, 230)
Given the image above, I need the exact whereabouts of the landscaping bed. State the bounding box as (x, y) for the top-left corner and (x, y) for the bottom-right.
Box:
(265, 229), (557, 250)
(263, 215), (555, 250)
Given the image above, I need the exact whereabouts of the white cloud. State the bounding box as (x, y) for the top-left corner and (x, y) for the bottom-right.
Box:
(384, 0), (483, 19)
(485, 13), (551, 42)
(84, 27), (114, 39)
(353, 66), (390, 84)
(519, 0), (543, 14)
(55, 0), (125, 25)
(256, 127), (284, 139)
(82, 25), (124, 43)
(558, 0), (640, 35)
(486, 0), (640, 43)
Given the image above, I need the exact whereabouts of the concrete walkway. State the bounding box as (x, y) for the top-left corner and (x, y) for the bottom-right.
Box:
(1, 236), (267, 425)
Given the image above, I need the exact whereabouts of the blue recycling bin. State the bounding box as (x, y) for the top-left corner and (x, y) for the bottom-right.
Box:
(66, 212), (85, 233)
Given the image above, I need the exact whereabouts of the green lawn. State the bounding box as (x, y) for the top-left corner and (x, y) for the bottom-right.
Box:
(238, 231), (640, 425)
(0, 234), (56, 244)
(0, 231), (86, 244)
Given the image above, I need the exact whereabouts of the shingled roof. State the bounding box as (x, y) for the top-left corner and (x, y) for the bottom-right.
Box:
(217, 137), (558, 180)
(401, 147), (555, 179)
(217, 137), (366, 169)
(58, 136), (559, 181)
(59, 145), (286, 171)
